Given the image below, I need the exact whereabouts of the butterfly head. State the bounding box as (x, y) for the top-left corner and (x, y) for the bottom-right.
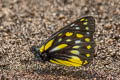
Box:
(30, 46), (49, 62)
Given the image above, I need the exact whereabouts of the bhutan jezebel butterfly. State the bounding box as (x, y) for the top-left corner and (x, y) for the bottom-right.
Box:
(30, 16), (95, 67)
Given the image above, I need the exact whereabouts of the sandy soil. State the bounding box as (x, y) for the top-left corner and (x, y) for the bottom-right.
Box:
(0, 0), (120, 80)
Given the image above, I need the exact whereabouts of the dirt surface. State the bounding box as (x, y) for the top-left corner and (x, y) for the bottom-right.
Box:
(0, 0), (120, 80)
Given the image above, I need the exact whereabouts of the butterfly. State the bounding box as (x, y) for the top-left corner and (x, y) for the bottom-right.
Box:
(30, 16), (95, 67)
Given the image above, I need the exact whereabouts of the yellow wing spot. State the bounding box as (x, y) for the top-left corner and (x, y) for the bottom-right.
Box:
(75, 40), (81, 44)
(58, 33), (62, 36)
(69, 56), (83, 66)
(50, 44), (68, 52)
(71, 50), (79, 55)
(72, 45), (80, 49)
(57, 44), (68, 49)
(86, 32), (90, 35)
(87, 45), (91, 49)
(50, 60), (61, 64)
(85, 27), (89, 30)
(85, 38), (90, 42)
(86, 53), (90, 57)
(76, 33), (84, 38)
(56, 59), (80, 66)
(70, 23), (75, 27)
(80, 18), (85, 21)
(65, 32), (73, 36)
(66, 39), (71, 42)
(84, 60), (88, 65)
(83, 22), (88, 25)
(40, 45), (45, 53)
(45, 39), (54, 51)
(85, 19), (88, 21)
(58, 38), (62, 42)
(75, 27), (80, 30)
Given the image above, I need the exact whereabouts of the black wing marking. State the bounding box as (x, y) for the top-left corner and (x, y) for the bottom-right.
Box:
(41, 16), (95, 48)
(31, 16), (95, 65)
(46, 16), (95, 64)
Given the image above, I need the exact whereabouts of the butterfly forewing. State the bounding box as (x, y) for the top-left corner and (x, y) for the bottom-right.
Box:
(31, 16), (95, 67)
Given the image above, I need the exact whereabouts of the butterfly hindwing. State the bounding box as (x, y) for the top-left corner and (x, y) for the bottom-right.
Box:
(31, 16), (95, 67)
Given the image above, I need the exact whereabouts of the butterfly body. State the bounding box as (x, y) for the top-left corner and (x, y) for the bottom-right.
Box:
(31, 16), (95, 67)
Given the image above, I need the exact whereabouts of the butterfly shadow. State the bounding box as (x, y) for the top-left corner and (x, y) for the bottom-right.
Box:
(33, 64), (100, 79)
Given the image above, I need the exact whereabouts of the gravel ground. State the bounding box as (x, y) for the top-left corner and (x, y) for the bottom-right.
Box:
(0, 0), (120, 80)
